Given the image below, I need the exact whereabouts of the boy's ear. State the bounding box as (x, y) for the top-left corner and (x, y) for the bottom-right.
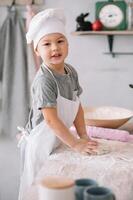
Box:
(34, 49), (40, 57)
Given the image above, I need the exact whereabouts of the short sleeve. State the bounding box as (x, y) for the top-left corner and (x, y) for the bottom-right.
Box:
(76, 74), (83, 96)
(32, 76), (57, 110)
(67, 64), (83, 96)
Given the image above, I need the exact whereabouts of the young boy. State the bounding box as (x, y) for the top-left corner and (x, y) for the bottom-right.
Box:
(18, 8), (98, 200)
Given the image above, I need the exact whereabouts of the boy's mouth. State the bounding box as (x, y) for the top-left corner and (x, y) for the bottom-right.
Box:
(51, 53), (62, 58)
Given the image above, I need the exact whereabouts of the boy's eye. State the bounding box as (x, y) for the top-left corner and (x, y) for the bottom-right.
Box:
(58, 40), (64, 43)
(43, 43), (50, 46)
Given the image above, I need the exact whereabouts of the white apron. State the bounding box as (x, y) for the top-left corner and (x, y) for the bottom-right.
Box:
(18, 65), (80, 200)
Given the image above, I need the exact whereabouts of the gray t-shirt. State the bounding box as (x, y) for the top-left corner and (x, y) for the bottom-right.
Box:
(25, 63), (83, 133)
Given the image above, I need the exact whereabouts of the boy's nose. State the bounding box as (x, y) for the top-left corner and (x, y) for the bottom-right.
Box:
(51, 43), (58, 50)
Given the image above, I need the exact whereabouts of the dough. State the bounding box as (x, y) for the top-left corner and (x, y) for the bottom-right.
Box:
(94, 140), (110, 155)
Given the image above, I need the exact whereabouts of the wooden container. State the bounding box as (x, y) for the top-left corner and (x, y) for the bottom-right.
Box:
(15, 0), (44, 5)
(34, 0), (44, 4)
(15, 0), (33, 5)
(38, 176), (75, 200)
(84, 106), (133, 129)
(0, 0), (14, 6)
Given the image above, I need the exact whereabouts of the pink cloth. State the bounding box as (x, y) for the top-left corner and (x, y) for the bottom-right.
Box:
(70, 126), (133, 142)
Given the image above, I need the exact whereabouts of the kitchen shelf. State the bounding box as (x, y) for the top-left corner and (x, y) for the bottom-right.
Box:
(72, 30), (133, 57)
(72, 30), (133, 35)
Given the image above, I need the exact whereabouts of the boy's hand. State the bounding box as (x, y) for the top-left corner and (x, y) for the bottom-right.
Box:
(80, 134), (98, 144)
(72, 138), (98, 155)
(80, 134), (90, 141)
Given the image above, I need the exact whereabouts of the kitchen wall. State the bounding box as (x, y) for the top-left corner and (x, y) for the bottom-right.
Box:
(0, 0), (133, 117)
(44, 0), (133, 110)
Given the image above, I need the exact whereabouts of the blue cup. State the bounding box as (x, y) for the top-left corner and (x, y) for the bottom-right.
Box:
(74, 178), (98, 200)
(84, 186), (116, 200)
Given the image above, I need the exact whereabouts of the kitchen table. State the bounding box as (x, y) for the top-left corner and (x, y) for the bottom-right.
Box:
(24, 138), (133, 200)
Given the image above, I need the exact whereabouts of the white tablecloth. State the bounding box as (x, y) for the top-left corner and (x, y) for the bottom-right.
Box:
(25, 138), (133, 200)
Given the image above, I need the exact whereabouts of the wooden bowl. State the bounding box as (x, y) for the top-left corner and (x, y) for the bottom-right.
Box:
(84, 106), (133, 129)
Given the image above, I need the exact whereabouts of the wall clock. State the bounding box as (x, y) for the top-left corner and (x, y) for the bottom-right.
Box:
(95, 0), (127, 30)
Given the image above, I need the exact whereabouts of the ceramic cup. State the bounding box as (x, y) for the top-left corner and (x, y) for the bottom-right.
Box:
(74, 178), (98, 200)
(84, 186), (116, 200)
(38, 176), (75, 200)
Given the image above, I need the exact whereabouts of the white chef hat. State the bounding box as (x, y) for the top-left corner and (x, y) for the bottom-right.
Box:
(26, 8), (67, 49)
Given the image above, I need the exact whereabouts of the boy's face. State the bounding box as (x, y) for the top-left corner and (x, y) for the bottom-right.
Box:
(35, 33), (68, 68)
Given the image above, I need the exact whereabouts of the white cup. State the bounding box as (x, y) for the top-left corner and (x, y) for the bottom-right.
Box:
(38, 176), (75, 200)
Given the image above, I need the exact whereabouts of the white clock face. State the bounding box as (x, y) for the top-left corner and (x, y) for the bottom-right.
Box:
(99, 4), (124, 28)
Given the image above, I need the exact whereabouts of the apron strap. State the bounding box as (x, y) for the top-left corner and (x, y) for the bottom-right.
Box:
(64, 64), (72, 74)
(41, 63), (66, 96)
